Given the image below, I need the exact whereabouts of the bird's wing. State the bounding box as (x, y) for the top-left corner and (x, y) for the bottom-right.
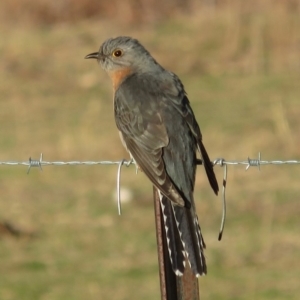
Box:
(183, 96), (219, 195)
(114, 82), (187, 207)
(167, 86), (219, 196)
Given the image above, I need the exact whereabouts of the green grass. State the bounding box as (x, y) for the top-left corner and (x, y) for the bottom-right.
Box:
(0, 13), (300, 300)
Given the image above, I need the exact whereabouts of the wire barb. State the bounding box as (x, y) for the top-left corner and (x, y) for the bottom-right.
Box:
(246, 152), (261, 170)
(27, 153), (43, 174)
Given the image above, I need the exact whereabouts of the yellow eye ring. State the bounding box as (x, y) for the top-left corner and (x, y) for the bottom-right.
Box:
(112, 49), (123, 57)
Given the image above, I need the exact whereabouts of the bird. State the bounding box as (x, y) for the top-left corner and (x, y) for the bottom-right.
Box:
(85, 36), (219, 277)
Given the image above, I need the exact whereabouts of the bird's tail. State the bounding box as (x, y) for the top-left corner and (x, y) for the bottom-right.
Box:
(159, 192), (207, 276)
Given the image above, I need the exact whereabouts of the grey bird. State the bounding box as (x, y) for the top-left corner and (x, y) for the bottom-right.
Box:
(85, 36), (219, 276)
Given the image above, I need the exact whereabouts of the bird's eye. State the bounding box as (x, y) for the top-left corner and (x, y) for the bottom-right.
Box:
(112, 49), (123, 57)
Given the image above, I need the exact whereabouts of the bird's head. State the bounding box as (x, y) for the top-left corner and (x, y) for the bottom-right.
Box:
(85, 36), (160, 74)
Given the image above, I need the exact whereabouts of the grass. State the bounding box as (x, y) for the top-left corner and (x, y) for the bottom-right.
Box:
(0, 6), (300, 300)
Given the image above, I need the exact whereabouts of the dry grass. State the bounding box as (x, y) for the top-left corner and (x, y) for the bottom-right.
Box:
(0, 2), (299, 300)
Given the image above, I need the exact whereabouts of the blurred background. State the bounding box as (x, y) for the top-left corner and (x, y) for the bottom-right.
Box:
(0, 0), (299, 299)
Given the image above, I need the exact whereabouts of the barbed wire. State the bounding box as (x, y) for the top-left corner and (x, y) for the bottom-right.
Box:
(1, 152), (299, 170)
(1, 152), (299, 239)
(0, 153), (135, 172)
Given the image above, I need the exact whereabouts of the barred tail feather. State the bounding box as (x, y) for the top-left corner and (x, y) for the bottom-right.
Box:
(158, 191), (207, 276)
(172, 204), (206, 276)
(159, 192), (185, 275)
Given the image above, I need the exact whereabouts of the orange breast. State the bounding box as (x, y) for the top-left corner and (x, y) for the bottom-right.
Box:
(108, 67), (133, 91)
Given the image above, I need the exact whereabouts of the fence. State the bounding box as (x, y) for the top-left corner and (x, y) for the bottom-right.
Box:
(1, 153), (299, 300)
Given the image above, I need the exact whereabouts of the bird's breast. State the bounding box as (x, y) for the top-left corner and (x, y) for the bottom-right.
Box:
(108, 67), (133, 91)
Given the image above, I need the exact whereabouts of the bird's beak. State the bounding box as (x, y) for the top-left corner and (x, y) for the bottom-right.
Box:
(85, 52), (99, 59)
